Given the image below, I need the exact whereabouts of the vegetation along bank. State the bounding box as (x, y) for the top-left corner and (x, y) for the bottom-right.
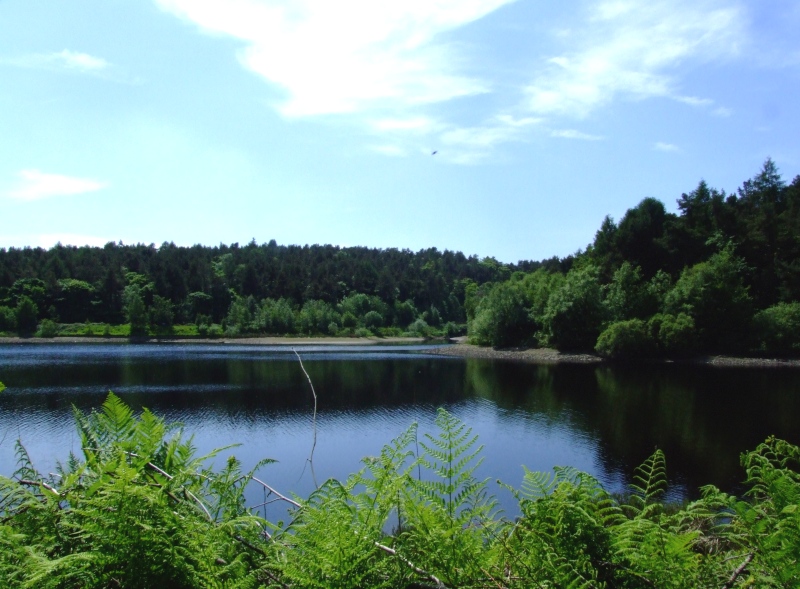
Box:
(2, 159), (800, 359)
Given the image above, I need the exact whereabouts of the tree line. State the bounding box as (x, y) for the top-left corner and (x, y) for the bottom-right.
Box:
(469, 159), (800, 357)
(0, 240), (547, 338)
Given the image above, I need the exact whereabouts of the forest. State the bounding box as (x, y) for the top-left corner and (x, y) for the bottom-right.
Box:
(469, 159), (800, 357)
(1, 158), (800, 356)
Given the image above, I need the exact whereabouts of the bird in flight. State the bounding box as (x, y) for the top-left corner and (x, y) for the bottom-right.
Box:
(431, 150), (438, 155)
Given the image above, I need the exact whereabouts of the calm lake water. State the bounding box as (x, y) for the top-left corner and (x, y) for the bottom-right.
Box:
(1, 343), (799, 517)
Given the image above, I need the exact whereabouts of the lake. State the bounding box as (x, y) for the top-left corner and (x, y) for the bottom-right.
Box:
(1, 343), (799, 518)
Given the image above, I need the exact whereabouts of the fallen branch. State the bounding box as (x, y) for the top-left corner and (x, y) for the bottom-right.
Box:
(293, 348), (319, 489)
(721, 553), (754, 589)
(374, 541), (447, 589)
(251, 476), (302, 509)
(17, 479), (60, 497)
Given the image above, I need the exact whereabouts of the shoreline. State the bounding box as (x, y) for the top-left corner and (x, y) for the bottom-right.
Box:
(424, 343), (800, 368)
(0, 335), (428, 346)
(1, 336), (798, 367)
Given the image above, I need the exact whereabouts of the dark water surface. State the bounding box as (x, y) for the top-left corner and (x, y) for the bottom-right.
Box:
(1, 343), (799, 516)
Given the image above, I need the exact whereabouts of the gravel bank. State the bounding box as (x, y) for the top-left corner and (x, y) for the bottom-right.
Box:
(425, 343), (800, 368)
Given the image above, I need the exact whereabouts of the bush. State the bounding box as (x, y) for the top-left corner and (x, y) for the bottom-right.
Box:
(648, 313), (697, 356)
(543, 264), (606, 350)
(354, 327), (372, 338)
(36, 319), (59, 338)
(363, 310), (383, 330)
(595, 319), (656, 359)
(0, 305), (16, 332)
(15, 295), (39, 336)
(408, 318), (431, 337)
(327, 321), (339, 335)
(469, 281), (534, 347)
(753, 302), (800, 355)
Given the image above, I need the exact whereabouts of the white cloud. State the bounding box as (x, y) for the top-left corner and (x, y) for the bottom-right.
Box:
(7, 169), (108, 201)
(155, 0), (515, 117)
(5, 50), (109, 72)
(712, 106), (733, 117)
(654, 141), (680, 152)
(550, 129), (603, 140)
(675, 95), (714, 107)
(524, 0), (744, 118)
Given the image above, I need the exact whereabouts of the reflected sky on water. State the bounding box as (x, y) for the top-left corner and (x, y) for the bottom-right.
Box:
(2, 343), (799, 516)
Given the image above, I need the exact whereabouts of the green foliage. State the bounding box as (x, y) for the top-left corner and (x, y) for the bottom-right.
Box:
(753, 301), (800, 354)
(595, 318), (656, 359)
(123, 286), (147, 336)
(0, 305), (16, 332)
(36, 318), (59, 338)
(648, 312), (697, 356)
(469, 280), (534, 347)
(664, 243), (754, 352)
(15, 295), (39, 336)
(543, 263), (606, 350)
(148, 295), (174, 333)
(2, 392), (800, 588)
(0, 393), (270, 588)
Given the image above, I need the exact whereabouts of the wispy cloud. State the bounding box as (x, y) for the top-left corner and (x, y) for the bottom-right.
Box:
(551, 129), (603, 140)
(675, 95), (714, 107)
(7, 169), (108, 201)
(524, 0), (744, 118)
(654, 141), (680, 152)
(5, 50), (109, 72)
(155, 0), (515, 117)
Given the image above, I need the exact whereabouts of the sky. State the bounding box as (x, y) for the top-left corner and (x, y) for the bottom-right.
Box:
(1, 0), (799, 263)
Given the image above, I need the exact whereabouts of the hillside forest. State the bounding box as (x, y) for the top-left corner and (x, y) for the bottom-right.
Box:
(1, 158), (799, 357)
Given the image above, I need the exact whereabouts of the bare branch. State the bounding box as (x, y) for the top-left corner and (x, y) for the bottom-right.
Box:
(374, 541), (447, 588)
(721, 553), (754, 589)
(251, 476), (302, 509)
(293, 348), (319, 489)
(17, 479), (60, 497)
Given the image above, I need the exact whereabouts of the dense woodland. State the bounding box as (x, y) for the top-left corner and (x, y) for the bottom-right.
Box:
(469, 159), (800, 357)
(2, 158), (800, 356)
(0, 234), (546, 339)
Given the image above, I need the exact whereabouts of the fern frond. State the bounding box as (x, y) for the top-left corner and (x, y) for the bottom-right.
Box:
(628, 448), (667, 516)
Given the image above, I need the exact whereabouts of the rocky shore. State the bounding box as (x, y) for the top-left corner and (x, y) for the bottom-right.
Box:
(424, 342), (800, 368)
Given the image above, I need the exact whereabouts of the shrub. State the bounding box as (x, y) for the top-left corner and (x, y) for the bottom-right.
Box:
(543, 264), (606, 350)
(327, 321), (339, 335)
(354, 327), (372, 338)
(408, 318), (431, 337)
(595, 319), (656, 359)
(15, 295), (39, 336)
(648, 313), (697, 356)
(36, 319), (59, 338)
(753, 302), (800, 355)
(363, 310), (383, 330)
(0, 305), (16, 332)
(469, 281), (533, 347)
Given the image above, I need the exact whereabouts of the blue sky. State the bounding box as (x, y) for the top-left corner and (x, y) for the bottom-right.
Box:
(1, 0), (798, 263)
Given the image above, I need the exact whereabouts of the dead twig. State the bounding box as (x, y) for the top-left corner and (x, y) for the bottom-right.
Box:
(293, 348), (319, 489)
(374, 541), (447, 588)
